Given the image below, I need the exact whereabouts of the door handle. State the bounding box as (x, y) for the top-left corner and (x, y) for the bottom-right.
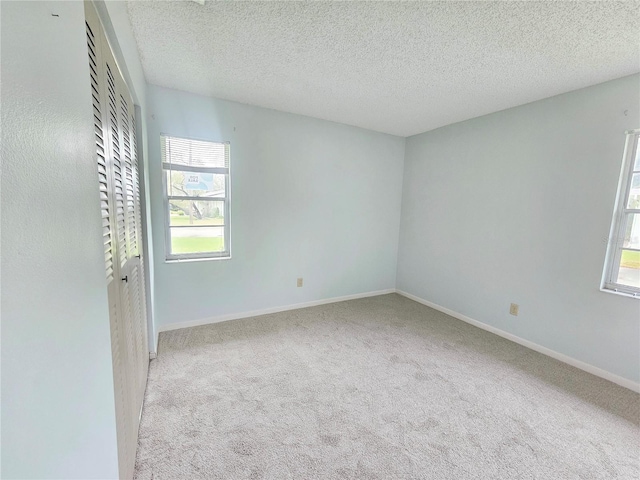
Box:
(122, 276), (128, 283)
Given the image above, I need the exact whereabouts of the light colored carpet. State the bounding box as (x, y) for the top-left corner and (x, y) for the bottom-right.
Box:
(134, 294), (639, 479)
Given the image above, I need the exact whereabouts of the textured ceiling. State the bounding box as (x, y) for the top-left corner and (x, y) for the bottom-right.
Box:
(127, 1), (640, 137)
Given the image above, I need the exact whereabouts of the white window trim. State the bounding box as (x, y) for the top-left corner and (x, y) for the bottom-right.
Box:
(161, 134), (231, 262)
(601, 129), (640, 298)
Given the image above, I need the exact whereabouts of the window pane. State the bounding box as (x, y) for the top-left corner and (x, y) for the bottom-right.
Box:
(169, 200), (224, 227)
(627, 173), (640, 209)
(616, 250), (640, 289)
(634, 139), (640, 171)
(622, 213), (640, 249)
(166, 170), (225, 198)
(170, 226), (225, 254)
(162, 136), (228, 168)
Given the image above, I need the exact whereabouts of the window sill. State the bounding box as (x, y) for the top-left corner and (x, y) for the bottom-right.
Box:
(165, 255), (231, 264)
(600, 286), (640, 300)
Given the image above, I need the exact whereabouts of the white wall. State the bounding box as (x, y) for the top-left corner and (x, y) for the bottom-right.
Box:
(146, 85), (405, 331)
(397, 74), (640, 383)
(1, 2), (119, 478)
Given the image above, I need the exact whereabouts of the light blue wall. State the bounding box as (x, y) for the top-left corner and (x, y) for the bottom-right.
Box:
(146, 85), (406, 330)
(1, 2), (119, 477)
(397, 74), (640, 383)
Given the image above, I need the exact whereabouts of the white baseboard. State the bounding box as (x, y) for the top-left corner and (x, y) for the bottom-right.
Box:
(157, 289), (396, 334)
(153, 287), (638, 393)
(396, 289), (640, 393)
(154, 330), (159, 356)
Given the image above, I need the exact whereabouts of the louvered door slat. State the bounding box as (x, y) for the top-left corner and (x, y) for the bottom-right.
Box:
(105, 57), (136, 480)
(115, 76), (145, 447)
(119, 271), (137, 446)
(85, 3), (149, 478)
(131, 113), (149, 399)
(131, 112), (149, 395)
(85, 6), (132, 480)
(107, 281), (130, 478)
(106, 63), (128, 269)
(86, 18), (113, 284)
(120, 96), (138, 260)
(130, 266), (144, 404)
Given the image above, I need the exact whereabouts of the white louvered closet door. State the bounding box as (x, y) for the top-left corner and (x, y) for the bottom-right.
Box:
(85, 3), (149, 479)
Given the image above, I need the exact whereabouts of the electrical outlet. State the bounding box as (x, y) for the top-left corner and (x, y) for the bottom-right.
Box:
(297, 278), (303, 287)
(509, 303), (519, 316)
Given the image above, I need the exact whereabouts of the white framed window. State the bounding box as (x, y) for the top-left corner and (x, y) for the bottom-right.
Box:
(602, 129), (640, 297)
(161, 135), (230, 261)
